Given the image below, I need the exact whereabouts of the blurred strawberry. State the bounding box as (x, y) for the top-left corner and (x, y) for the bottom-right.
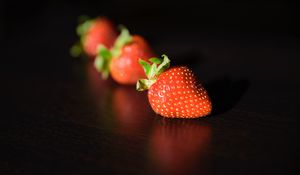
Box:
(94, 27), (155, 84)
(149, 120), (212, 175)
(71, 16), (118, 58)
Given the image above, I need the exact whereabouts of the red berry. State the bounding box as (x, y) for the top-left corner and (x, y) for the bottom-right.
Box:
(71, 17), (118, 58)
(94, 28), (155, 84)
(137, 55), (212, 118)
(83, 17), (118, 58)
(110, 35), (155, 84)
(149, 67), (211, 118)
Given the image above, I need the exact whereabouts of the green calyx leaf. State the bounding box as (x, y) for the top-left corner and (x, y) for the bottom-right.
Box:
(111, 26), (133, 58)
(94, 45), (112, 79)
(156, 54), (171, 75)
(141, 54), (171, 79)
(76, 16), (96, 52)
(136, 54), (171, 91)
(136, 79), (156, 91)
(93, 26), (132, 78)
(76, 16), (94, 37)
(139, 59), (158, 80)
(149, 57), (163, 64)
(70, 16), (93, 57)
(148, 63), (157, 80)
(70, 41), (82, 57)
(139, 59), (151, 78)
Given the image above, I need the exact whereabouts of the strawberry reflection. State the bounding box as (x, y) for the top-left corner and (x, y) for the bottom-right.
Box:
(85, 62), (114, 98)
(112, 86), (153, 137)
(85, 62), (153, 135)
(84, 62), (116, 128)
(150, 119), (212, 175)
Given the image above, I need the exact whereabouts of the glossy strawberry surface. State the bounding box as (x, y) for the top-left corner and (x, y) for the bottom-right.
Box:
(83, 17), (118, 58)
(110, 35), (155, 84)
(148, 66), (212, 118)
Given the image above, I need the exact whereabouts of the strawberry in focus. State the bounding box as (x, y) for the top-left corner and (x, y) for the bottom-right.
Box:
(94, 27), (155, 84)
(71, 16), (118, 58)
(137, 55), (212, 118)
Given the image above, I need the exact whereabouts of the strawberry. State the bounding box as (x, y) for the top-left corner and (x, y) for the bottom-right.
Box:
(70, 16), (118, 58)
(94, 27), (155, 84)
(136, 55), (212, 118)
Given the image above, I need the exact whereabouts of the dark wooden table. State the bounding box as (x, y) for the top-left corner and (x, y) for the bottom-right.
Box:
(1, 2), (300, 175)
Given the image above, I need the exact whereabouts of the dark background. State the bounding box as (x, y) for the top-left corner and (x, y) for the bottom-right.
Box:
(1, 1), (300, 81)
(1, 0), (300, 175)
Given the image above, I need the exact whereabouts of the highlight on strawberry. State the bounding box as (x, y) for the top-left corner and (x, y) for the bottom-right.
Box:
(70, 16), (118, 58)
(94, 27), (155, 84)
(136, 55), (212, 118)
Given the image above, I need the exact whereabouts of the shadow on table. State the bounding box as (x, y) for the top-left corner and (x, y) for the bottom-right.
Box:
(172, 50), (250, 116)
(205, 77), (250, 115)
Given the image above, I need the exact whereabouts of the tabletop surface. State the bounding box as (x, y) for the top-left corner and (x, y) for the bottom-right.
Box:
(1, 2), (300, 175)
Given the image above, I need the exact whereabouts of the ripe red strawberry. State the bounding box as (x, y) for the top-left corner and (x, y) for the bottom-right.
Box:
(137, 55), (212, 118)
(94, 27), (155, 84)
(71, 16), (118, 58)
